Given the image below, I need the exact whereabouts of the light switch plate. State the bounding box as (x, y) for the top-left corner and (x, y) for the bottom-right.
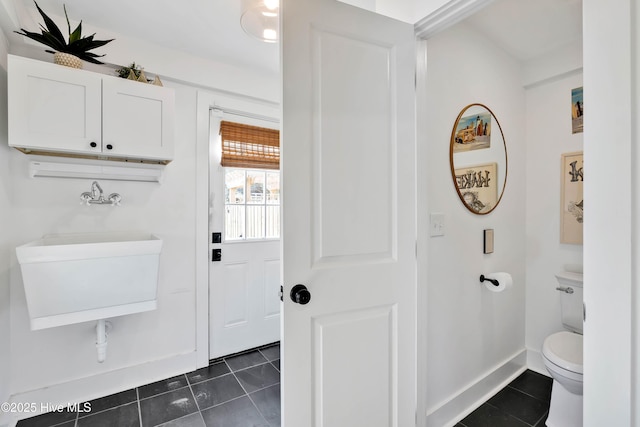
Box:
(430, 213), (445, 237)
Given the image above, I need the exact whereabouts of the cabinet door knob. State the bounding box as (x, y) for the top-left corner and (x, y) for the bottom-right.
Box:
(106, 144), (113, 150)
(90, 142), (97, 148)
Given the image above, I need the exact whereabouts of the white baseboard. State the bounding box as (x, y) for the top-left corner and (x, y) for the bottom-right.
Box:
(4, 352), (197, 427)
(526, 348), (551, 377)
(426, 349), (527, 427)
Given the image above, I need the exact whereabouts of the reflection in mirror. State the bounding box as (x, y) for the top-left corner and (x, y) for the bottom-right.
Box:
(450, 104), (507, 215)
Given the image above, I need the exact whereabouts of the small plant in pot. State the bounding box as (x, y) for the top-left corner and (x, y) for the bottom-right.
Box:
(15, 1), (114, 69)
(115, 62), (151, 82)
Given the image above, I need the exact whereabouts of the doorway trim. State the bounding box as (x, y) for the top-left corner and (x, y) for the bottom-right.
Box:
(414, 0), (494, 39)
(195, 89), (280, 368)
(413, 1), (505, 425)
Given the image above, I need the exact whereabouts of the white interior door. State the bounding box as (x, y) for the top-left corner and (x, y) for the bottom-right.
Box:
(209, 112), (281, 358)
(281, 0), (417, 425)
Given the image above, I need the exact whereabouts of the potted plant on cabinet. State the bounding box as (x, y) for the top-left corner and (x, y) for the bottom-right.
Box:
(15, 1), (114, 69)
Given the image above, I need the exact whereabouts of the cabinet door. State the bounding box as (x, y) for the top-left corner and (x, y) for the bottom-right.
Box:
(102, 77), (174, 161)
(8, 55), (102, 154)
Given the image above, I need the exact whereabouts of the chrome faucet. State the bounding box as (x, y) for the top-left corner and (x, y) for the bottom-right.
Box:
(80, 181), (122, 206)
(90, 181), (103, 200)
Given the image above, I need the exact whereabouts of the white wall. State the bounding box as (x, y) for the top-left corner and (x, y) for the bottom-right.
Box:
(583, 0), (634, 424)
(7, 79), (199, 393)
(524, 71), (583, 374)
(0, 17), (279, 424)
(0, 27), (11, 427)
(423, 22), (526, 422)
(634, 2), (640, 422)
(519, 1), (639, 422)
(10, 20), (279, 104)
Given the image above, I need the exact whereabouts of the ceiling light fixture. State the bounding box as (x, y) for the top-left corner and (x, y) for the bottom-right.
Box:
(240, 0), (279, 43)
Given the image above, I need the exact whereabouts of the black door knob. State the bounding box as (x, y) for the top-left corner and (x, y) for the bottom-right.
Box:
(89, 142), (97, 148)
(106, 144), (113, 150)
(290, 284), (311, 305)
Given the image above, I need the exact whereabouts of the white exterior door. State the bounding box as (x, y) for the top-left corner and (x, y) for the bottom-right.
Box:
(209, 113), (281, 359)
(281, 0), (417, 425)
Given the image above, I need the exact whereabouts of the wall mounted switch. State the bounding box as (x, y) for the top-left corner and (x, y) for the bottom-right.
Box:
(430, 213), (445, 237)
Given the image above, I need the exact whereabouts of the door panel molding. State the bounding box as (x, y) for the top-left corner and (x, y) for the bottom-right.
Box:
(222, 261), (250, 327)
(312, 305), (397, 427)
(311, 28), (397, 267)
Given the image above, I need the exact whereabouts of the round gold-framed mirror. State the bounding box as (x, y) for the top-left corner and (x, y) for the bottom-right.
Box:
(449, 103), (507, 215)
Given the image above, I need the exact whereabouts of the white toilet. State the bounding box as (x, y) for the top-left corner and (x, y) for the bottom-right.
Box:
(542, 271), (584, 427)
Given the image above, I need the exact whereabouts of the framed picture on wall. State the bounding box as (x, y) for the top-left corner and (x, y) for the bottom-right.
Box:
(571, 87), (584, 134)
(561, 151), (583, 244)
(452, 110), (492, 152)
(454, 162), (498, 214)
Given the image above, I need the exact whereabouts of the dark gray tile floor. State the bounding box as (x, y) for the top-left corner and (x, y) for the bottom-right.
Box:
(17, 346), (549, 427)
(456, 370), (553, 427)
(16, 343), (281, 427)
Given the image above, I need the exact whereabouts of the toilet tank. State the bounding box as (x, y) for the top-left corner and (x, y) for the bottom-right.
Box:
(556, 271), (584, 334)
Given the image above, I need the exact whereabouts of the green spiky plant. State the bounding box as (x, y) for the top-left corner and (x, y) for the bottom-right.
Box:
(15, 1), (114, 64)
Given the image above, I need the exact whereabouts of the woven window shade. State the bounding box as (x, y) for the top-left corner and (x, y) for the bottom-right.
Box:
(220, 121), (280, 170)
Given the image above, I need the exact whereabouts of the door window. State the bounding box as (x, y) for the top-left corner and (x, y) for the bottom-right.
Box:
(225, 168), (280, 241)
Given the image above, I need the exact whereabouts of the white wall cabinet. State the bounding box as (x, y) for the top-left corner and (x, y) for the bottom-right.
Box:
(8, 55), (174, 164)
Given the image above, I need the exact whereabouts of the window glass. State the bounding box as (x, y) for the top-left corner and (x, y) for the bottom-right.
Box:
(266, 172), (280, 204)
(225, 169), (245, 204)
(225, 168), (280, 241)
(247, 171), (265, 204)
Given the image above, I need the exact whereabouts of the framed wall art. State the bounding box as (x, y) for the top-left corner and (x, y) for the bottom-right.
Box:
(561, 151), (583, 244)
(571, 87), (583, 134)
(452, 110), (492, 153)
(454, 162), (498, 214)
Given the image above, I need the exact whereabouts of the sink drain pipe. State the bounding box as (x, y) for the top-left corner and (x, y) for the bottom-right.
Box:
(96, 320), (112, 363)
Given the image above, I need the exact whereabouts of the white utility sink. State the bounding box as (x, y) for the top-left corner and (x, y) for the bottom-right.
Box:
(16, 232), (162, 330)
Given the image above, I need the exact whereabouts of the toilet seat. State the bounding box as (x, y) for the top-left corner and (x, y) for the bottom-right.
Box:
(542, 331), (583, 375)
